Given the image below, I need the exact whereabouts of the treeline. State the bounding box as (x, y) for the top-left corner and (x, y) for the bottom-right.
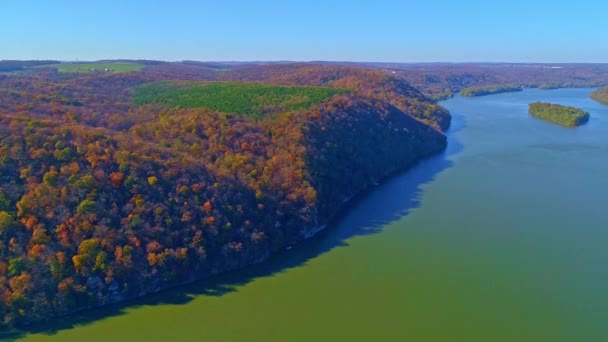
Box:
(0, 64), (449, 327)
(460, 85), (522, 97)
(0, 61), (60, 72)
(528, 102), (590, 127)
(539, 84), (561, 90)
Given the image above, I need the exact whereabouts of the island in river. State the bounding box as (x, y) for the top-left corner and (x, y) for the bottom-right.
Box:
(539, 84), (561, 90)
(528, 102), (590, 127)
(460, 85), (522, 97)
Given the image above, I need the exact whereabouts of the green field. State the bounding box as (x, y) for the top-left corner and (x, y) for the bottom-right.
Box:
(133, 81), (350, 116)
(528, 102), (589, 127)
(45, 62), (143, 73)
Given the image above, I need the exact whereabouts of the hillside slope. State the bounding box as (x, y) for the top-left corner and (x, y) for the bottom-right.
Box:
(0, 64), (448, 327)
(225, 65), (451, 130)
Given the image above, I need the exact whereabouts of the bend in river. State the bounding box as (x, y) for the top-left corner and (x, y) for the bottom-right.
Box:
(13, 88), (608, 342)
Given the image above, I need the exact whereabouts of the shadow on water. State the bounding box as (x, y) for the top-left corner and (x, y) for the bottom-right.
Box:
(3, 114), (466, 341)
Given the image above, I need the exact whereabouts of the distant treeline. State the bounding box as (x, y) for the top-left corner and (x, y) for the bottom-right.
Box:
(460, 85), (522, 97)
(0, 60), (60, 72)
(538, 84), (561, 90)
(529, 102), (589, 127)
(369, 63), (608, 100)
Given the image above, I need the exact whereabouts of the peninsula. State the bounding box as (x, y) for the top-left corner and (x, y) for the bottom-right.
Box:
(590, 87), (608, 105)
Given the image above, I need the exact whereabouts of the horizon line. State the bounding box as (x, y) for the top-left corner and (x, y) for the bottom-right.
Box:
(2, 59), (608, 65)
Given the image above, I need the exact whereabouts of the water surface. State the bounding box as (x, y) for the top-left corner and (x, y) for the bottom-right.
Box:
(18, 88), (608, 341)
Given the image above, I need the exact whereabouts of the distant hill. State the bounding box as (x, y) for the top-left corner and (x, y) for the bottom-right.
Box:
(224, 64), (451, 130)
(360, 63), (608, 100)
(0, 60), (60, 72)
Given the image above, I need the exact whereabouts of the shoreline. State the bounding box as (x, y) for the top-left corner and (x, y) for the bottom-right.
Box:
(11, 133), (449, 333)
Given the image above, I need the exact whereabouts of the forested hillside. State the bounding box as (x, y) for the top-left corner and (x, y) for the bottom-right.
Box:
(0, 62), (448, 327)
(364, 63), (608, 100)
(224, 64), (451, 130)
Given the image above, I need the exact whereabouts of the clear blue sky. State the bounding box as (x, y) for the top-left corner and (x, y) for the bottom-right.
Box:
(2, 0), (607, 62)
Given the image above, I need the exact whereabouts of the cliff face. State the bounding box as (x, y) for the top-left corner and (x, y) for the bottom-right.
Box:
(0, 64), (449, 327)
(304, 95), (447, 222)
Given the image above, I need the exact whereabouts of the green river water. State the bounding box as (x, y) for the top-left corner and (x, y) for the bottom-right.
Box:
(14, 88), (608, 341)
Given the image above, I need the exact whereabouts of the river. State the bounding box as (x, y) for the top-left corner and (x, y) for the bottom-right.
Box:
(16, 88), (608, 341)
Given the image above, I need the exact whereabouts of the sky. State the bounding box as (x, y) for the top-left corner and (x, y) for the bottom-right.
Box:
(1, 0), (607, 63)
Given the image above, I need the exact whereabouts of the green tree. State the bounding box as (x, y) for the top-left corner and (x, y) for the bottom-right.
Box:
(8, 258), (26, 276)
(77, 199), (96, 214)
(42, 169), (59, 186)
(0, 211), (13, 234)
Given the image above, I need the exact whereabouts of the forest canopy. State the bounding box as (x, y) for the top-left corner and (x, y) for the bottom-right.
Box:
(528, 102), (590, 127)
(460, 85), (522, 97)
(0, 62), (449, 328)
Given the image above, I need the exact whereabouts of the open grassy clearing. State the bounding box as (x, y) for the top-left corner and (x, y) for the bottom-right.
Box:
(133, 81), (350, 116)
(44, 62), (143, 73)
